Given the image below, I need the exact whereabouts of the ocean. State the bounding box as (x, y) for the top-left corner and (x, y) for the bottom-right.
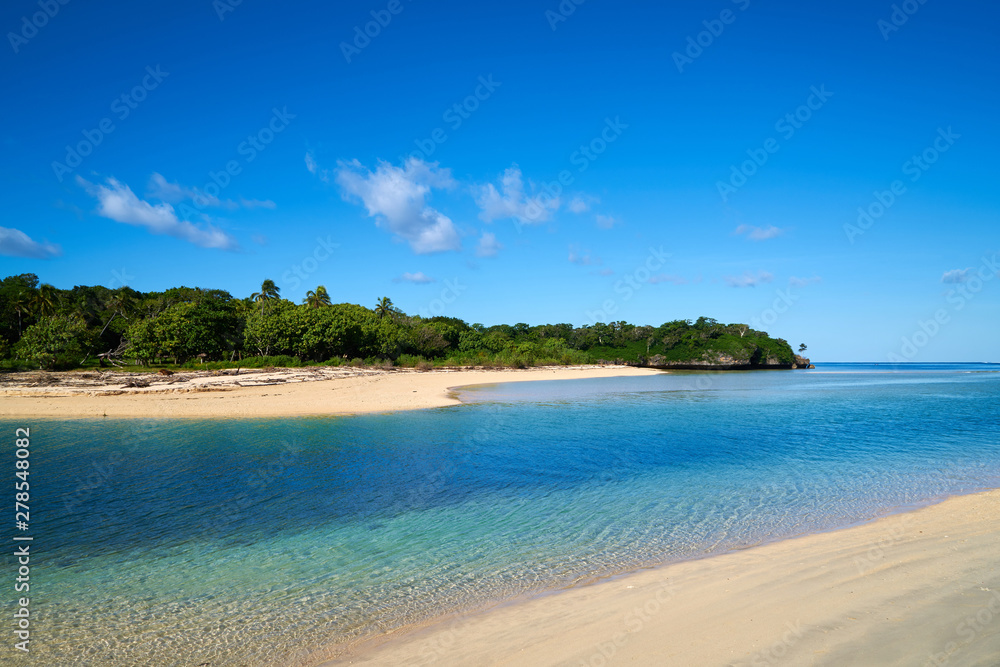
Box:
(5, 363), (1000, 665)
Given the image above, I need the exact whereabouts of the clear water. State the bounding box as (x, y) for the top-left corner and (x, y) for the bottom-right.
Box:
(4, 363), (1000, 666)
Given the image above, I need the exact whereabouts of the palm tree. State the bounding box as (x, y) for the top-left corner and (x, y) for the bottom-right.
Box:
(11, 291), (31, 337)
(303, 285), (331, 308)
(375, 296), (394, 319)
(31, 284), (59, 318)
(250, 279), (280, 312)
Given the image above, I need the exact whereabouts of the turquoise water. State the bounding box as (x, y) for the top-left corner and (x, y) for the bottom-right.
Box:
(4, 363), (1000, 665)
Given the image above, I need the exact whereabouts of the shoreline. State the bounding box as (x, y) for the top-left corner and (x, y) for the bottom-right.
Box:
(0, 364), (659, 419)
(319, 487), (1000, 666)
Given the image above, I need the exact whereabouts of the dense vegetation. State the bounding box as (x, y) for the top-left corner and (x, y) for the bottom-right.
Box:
(0, 274), (797, 371)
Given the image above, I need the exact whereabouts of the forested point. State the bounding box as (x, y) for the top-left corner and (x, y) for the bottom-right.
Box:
(0, 274), (802, 371)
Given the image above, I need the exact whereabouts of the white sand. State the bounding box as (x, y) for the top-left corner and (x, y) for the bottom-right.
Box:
(322, 489), (1000, 666)
(0, 365), (657, 419)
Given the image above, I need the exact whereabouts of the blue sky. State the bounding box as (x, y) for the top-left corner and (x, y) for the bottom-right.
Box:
(1, 0), (997, 361)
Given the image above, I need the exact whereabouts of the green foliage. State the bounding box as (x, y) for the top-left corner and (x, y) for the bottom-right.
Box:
(126, 296), (240, 364)
(13, 315), (96, 370)
(0, 273), (799, 371)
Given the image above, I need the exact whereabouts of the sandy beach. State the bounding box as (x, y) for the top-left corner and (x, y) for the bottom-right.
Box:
(326, 488), (1000, 666)
(0, 364), (658, 419)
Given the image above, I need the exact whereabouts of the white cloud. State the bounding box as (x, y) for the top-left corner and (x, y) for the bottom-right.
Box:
(725, 271), (774, 288)
(568, 195), (598, 214)
(595, 214), (618, 229)
(146, 173), (274, 210)
(476, 231), (503, 258)
(395, 271), (435, 284)
(734, 224), (784, 241)
(475, 165), (559, 225)
(789, 275), (822, 288)
(146, 173), (192, 203)
(595, 268), (615, 276)
(336, 158), (461, 254)
(941, 268), (971, 284)
(240, 198), (276, 209)
(305, 152), (318, 174)
(568, 245), (601, 266)
(0, 226), (61, 259)
(648, 274), (688, 285)
(79, 176), (238, 250)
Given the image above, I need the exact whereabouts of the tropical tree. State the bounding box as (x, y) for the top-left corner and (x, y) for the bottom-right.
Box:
(304, 285), (332, 308)
(250, 279), (281, 311)
(10, 290), (31, 338)
(14, 315), (96, 370)
(126, 297), (241, 364)
(31, 283), (60, 318)
(374, 296), (394, 320)
(798, 343), (808, 353)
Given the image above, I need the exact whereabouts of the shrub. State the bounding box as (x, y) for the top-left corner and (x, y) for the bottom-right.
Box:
(14, 315), (96, 370)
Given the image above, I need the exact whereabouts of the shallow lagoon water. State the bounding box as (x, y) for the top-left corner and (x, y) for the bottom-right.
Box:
(5, 363), (1000, 665)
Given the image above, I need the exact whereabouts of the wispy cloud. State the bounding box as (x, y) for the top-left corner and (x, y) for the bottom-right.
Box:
(725, 270), (774, 288)
(941, 268), (971, 284)
(596, 214), (620, 230)
(79, 176), (239, 250)
(146, 173), (275, 210)
(335, 157), (461, 254)
(476, 231), (503, 257)
(789, 275), (822, 288)
(568, 245), (601, 266)
(0, 226), (62, 259)
(475, 165), (559, 225)
(305, 152), (319, 175)
(648, 274), (688, 285)
(567, 194), (598, 214)
(395, 271), (435, 284)
(734, 224), (784, 241)
(239, 198), (276, 209)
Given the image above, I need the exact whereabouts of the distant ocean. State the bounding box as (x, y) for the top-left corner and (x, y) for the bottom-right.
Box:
(7, 363), (1000, 666)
